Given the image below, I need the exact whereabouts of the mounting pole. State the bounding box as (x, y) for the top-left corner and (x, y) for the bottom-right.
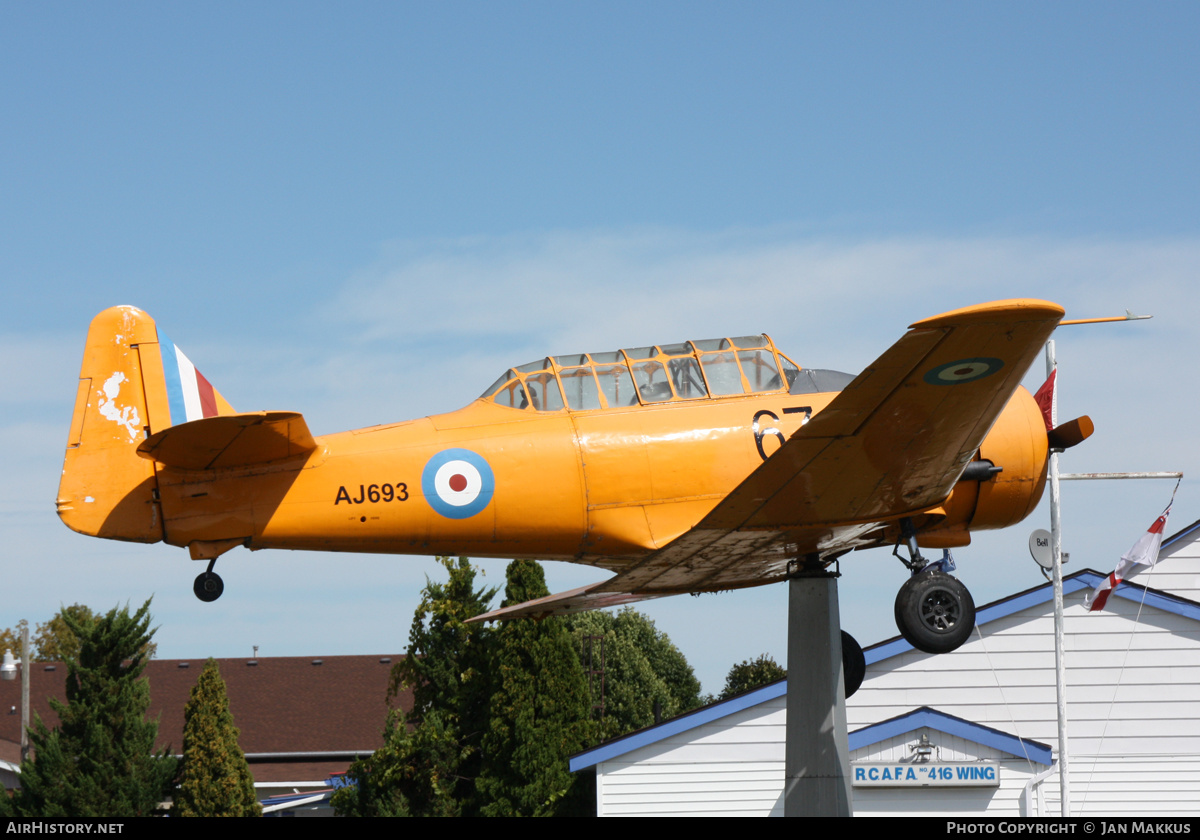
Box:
(784, 557), (852, 816)
(1045, 308), (1154, 816)
(1046, 339), (1071, 817)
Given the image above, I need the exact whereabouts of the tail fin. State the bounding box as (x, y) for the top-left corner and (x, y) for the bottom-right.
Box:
(57, 306), (235, 541)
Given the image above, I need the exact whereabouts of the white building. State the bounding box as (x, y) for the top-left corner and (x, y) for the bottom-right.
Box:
(571, 520), (1200, 816)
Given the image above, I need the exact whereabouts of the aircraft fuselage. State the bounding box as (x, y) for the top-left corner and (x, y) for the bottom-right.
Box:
(155, 385), (1046, 578)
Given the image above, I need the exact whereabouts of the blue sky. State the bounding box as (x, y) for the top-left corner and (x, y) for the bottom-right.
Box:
(3, 2), (1199, 694)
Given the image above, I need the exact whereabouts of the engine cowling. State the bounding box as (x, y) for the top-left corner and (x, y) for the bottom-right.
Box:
(973, 385), (1051, 531)
(918, 386), (1050, 548)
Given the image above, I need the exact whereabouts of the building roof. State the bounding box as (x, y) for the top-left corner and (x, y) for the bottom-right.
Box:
(866, 568), (1200, 663)
(0, 654), (409, 784)
(571, 566), (1200, 772)
(848, 706), (1053, 765)
(1161, 515), (1200, 553)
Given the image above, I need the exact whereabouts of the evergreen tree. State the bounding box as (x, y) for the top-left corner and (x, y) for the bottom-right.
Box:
(391, 557), (497, 735)
(332, 708), (465, 817)
(719, 653), (787, 700)
(478, 560), (592, 816)
(172, 659), (260, 817)
(569, 608), (702, 739)
(1, 605), (155, 663)
(334, 557), (496, 817)
(29, 605), (96, 663)
(8, 600), (176, 817)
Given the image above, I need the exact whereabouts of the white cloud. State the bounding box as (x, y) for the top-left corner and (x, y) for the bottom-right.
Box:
(332, 229), (1200, 348)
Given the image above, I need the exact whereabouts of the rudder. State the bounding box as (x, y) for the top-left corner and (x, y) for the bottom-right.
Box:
(57, 306), (235, 542)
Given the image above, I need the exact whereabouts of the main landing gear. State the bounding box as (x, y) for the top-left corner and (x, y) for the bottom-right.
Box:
(892, 520), (976, 654)
(894, 570), (975, 654)
(193, 559), (224, 603)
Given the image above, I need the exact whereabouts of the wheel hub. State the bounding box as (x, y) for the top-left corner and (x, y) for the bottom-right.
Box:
(920, 589), (959, 632)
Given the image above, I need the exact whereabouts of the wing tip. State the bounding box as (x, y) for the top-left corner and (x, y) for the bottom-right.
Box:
(910, 299), (1065, 330)
(468, 581), (659, 623)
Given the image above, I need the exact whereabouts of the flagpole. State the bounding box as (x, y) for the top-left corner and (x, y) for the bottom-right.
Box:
(1043, 309), (1157, 816)
(1046, 339), (1072, 817)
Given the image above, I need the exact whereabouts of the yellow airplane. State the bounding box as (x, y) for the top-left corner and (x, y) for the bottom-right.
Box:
(56, 299), (1090, 654)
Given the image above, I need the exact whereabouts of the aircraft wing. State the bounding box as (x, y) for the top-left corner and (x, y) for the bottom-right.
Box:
(474, 299), (1064, 622)
(472, 581), (667, 623)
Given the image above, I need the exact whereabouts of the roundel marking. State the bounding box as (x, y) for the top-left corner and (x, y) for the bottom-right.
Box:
(422, 448), (495, 519)
(923, 357), (1005, 386)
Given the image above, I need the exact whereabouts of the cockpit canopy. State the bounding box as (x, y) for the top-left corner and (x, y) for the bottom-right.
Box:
(481, 334), (806, 412)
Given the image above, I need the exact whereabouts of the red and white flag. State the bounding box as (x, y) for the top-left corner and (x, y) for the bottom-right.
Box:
(1033, 368), (1056, 432)
(1088, 503), (1173, 612)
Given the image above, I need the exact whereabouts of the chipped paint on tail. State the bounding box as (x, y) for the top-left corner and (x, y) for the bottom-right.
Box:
(57, 306), (235, 542)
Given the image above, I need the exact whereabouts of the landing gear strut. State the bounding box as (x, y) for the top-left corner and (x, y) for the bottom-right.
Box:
(892, 518), (976, 654)
(193, 559), (224, 603)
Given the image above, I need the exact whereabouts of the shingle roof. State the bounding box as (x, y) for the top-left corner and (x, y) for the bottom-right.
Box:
(0, 655), (410, 784)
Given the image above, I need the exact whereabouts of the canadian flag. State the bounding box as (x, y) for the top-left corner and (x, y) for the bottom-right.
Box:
(1088, 504), (1172, 612)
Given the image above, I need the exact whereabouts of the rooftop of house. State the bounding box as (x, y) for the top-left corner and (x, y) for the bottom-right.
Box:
(0, 654), (411, 784)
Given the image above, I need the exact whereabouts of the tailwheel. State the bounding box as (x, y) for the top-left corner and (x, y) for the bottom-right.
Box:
(193, 571), (224, 603)
(894, 571), (975, 654)
(841, 630), (865, 698)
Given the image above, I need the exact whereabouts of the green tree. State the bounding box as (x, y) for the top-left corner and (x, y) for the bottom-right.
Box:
(172, 659), (260, 817)
(569, 608), (702, 739)
(0, 619), (29, 662)
(7, 600), (176, 817)
(391, 557), (497, 734)
(478, 560), (593, 817)
(719, 653), (787, 700)
(0, 605), (155, 663)
(29, 605), (96, 663)
(332, 708), (466, 817)
(334, 557), (497, 817)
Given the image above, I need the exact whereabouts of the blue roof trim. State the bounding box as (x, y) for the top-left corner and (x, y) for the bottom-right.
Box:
(1163, 517), (1200, 552)
(571, 567), (1200, 772)
(262, 789), (332, 805)
(862, 637), (910, 662)
(570, 680), (787, 772)
(1104, 572), (1200, 620)
(849, 706), (1053, 765)
(866, 569), (1200, 663)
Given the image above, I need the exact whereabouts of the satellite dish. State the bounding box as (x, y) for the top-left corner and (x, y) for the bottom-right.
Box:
(1029, 529), (1054, 569)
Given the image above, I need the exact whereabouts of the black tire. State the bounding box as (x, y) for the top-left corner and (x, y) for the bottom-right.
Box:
(194, 571), (224, 603)
(841, 630), (865, 698)
(894, 571), (975, 654)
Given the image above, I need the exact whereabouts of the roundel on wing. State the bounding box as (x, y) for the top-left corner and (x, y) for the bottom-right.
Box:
(422, 448), (495, 519)
(923, 357), (1004, 386)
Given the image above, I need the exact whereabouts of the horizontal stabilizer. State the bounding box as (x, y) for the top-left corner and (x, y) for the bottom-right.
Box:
(469, 581), (661, 623)
(137, 411), (317, 470)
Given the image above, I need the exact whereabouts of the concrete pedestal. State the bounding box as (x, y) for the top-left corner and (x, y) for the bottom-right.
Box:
(783, 571), (853, 817)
